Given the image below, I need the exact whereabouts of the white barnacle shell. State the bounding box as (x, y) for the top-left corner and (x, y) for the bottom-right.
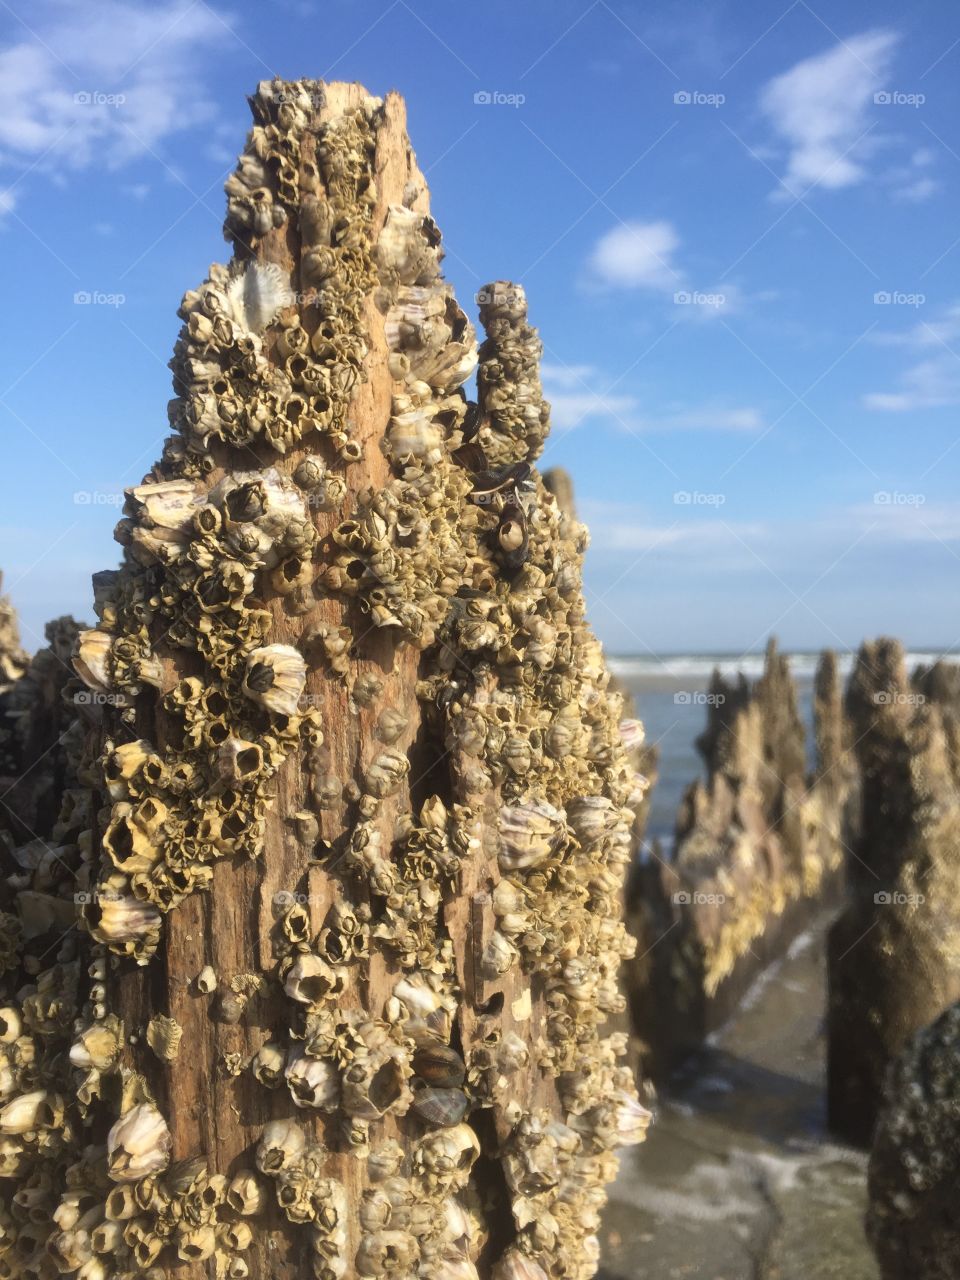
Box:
(392, 974), (455, 1040)
(69, 1016), (122, 1071)
(619, 718), (645, 752)
(243, 644), (307, 718)
(102, 810), (160, 876)
(613, 1090), (652, 1147)
(177, 1226), (216, 1263)
(225, 261), (295, 333)
(0, 1008), (20, 1043)
(106, 1102), (172, 1182)
(256, 1118), (306, 1174)
(364, 750), (410, 799)
(216, 737), (265, 785)
(284, 954), (343, 1008)
(566, 795), (620, 852)
(0, 1090), (48, 1134)
(93, 895), (161, 956)
(341, 1048), (412, 1121)
(210, 467), (309, 563)
(376, 205), (438, 284)
(196, 965), (217, 994)
(385, 398), (444, 463)
(498, 800), (567, 871)
(356, 1230), (420, 1278)
(73, 629), (114, 695)
(284, 1048), (341, 1111)
(252, 1041), (285, 1088)
(227, 1170), (267, 1216)
(367, 1140), (404, 1182)
(481, 930), (518, 979)
(128, 477), (201, 532)
(492, 1248), (549, 1280)
(413, 1123), (480, 1191)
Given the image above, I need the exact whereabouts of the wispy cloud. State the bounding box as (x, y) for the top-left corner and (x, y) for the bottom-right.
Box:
(759, 29), (898, 197)
(585, 500), (960, 564)
(540, 364), (762, 434)
(865, 305), (960, 410)
(864, 359), (960, 412)
(0, 0), (227, 181)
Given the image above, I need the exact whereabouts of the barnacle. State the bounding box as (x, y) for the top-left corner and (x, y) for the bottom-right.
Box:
(107, 1103), (172, 1182)
(224, 261), (295, 333)
(285, 1049), (341, 1111)
(498, 801), (567, 871)
(145, 1014), (183, 1062)
(243, 644), (307, 717)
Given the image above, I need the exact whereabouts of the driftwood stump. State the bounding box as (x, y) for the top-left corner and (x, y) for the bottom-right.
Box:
(0, 80), (648, 1280)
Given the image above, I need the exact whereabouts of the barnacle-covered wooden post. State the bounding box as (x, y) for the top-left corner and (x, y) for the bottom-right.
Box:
(0, 80), (648, 1280)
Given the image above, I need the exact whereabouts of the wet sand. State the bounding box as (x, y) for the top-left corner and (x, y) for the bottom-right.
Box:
(600, 913), (879, 1280)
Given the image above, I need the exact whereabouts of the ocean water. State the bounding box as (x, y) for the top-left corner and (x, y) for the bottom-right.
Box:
(609, 650), (956, 853)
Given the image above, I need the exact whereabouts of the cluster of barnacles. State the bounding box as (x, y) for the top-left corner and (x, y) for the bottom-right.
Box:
(0, 78), (651, 1280)
(167, 85), (378, 466)
(71, 465), (326, 957)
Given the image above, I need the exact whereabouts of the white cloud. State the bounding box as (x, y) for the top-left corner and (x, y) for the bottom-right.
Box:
(871, 305), (960, 349)
(895, 176), (939, 203)
(865, 305), (960, 410)
(540, 362), (602, 390)
(585, 223), (752, 319)
(595, 519), (766, 555)
(540, 365), (762, 433)
(653, 406), (762, 431)
(864, 359), (960, 411)
(585, 500), (960, 566)
(587, 219), (681, 290)
(0, 1), (226, 177)
(759, 29), (898, 196)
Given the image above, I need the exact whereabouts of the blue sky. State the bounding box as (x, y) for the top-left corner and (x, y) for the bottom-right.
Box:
(0, 0), (957, 656)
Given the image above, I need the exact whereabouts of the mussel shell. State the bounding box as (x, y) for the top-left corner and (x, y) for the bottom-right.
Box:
(412, 1042), (466, 1088)
(412, 1087), (469, 1128)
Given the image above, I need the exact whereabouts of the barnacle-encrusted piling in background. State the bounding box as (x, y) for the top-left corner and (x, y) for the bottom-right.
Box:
(0, 81), (648, 1279)
(0, 614), (85, 849)
(828, 639), (960, 1146)
(0, 576), (28, 695)
(627, 641), (856, 1076)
